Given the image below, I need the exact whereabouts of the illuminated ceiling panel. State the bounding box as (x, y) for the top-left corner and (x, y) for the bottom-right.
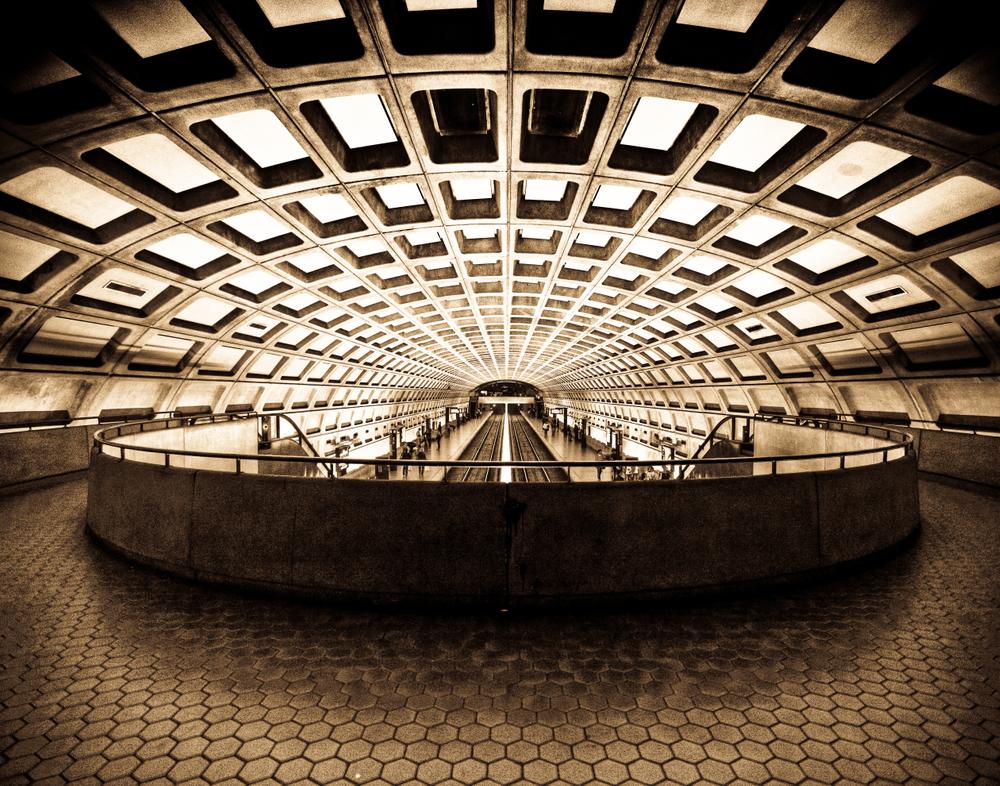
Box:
(93, 0), (210, 58)
(256, 0), (345, 26)
(794, 142), (910, 199)
(0, 167), (135, 228)
(708, 115), (805, 172)
(101, 133), (220, 193)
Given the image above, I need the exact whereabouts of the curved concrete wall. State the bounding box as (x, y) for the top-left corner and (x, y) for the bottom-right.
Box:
(752, 420), (904, 473)
(906, 428), (1000, 488)
(86, 448), (920, 606)
(0, 424), (101, 488)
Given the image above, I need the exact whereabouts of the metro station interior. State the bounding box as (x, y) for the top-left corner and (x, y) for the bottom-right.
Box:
(1, 1), (999, 784)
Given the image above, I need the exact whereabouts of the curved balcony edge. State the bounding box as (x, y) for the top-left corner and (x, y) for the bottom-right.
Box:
(85, 448), (920, 608)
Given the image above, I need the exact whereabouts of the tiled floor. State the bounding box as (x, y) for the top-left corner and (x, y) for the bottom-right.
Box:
(1, 476), (998, 785)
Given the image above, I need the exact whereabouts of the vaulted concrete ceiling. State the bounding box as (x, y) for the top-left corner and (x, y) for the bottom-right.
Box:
(0, 0), (997, 423)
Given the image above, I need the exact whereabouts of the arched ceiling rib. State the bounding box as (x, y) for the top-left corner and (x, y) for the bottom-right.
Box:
(0, 0), (998, 421)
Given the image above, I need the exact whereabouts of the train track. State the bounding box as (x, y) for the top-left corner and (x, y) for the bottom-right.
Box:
(445, 413), (504, 482)
(509, 413), (568, 483)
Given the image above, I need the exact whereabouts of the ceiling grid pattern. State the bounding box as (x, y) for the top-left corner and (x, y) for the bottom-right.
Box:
(0, 0), (997, 427)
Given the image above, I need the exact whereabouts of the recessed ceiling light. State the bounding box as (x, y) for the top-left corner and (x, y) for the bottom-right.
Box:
(731, 270), (786, 297)
(776, 301), (839, 329)
(734, 317), (777, 338)
(280, 292), (321, 311)
(318, 94), (398, 149)
(543, 0), (616, 11)
(709, 114), (805, 172)
(575, 230), (612, 246)
(592, 184), (641, 210)
(724, 214), (791, 245)
(257, 0), (345, 27)
(795, 141), (910, 199)
(405, 0), (478, 10)
(682, 254), (728, 276)
(620, 96), (699, 152)
(846, 274), (929, 311)
(211, 109), (308, 169)
(93, 0), (210, 58)
(450, 179), (494, 201)
(228, 269), (283, 294)
(376, 182), (425, 209)
(786, 238), (863, 274)
(102, 133), (218, 193)
(807, 0), (925, 64)
(0, 231), (60, 283)
(0, 167), (135, 229)
(629, 237), (670, 258)
(287, 248), (336, 273)
(462, 226), (499, 239)
(405, 229), (440, 245)
(344, 238), (387, 257)
(693, 293), (736, 314)
(222, 210), (290, 242)
(144, 234), (227, 270)
(298, 194), (357, 223)
(659, 195), (718, 224)
(876, 175), (1000, 234)
(675, 0), (768, 33)
(523, 179), (568, 202)
(174, 296), (236, 326)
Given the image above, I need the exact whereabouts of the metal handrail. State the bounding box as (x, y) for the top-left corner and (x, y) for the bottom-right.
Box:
(93, 413), (914, 480)
(562, 408), (1000, 437)
(272, 413), (333, 478)
(677, 415), (752, 479)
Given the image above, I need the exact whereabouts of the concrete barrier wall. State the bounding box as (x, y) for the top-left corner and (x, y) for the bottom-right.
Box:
(88, 453), (508, 603)
(0, 424), (101, 488)
(913, 429), (1000, 487)
(816, 458), (920, 565)
(86, 449), (920, 605)
(510, 473), (820, 597)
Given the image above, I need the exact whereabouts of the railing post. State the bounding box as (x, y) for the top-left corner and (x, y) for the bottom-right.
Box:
(771, 459), (777, 475)
(164, 453), (170, 468)
(235, 457), (241, 474)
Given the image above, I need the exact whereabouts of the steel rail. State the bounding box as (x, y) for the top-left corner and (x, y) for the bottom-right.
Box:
(510, 414), (549, 483)
(456, 413), (504, 482)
